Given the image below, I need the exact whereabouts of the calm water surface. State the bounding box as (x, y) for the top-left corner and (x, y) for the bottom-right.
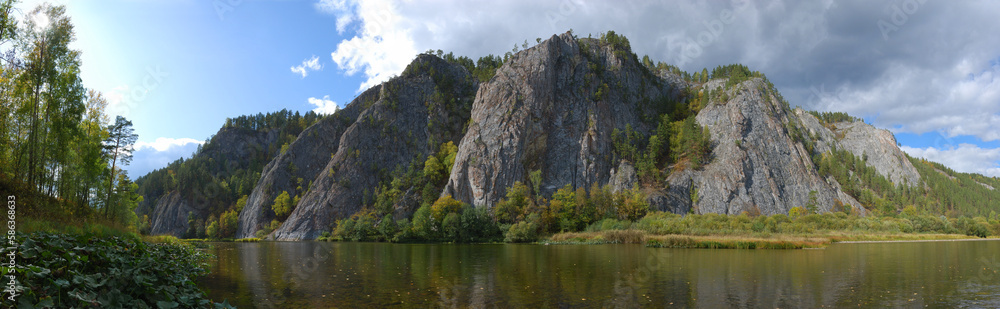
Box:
(197, 240), (1000, 308)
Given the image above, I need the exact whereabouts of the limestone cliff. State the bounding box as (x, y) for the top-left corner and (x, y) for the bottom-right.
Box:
(267, 54), (476, 240)
(146, 126), (280, 237)
(151, 30), (951, 240)
(235, 92), (369, 239)
(443, 32), (681, 209)
(663, 79), (856, 215)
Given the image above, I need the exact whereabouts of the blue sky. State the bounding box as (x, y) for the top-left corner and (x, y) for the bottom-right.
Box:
(17, 0), (366, 177)
(14, 0), (1000, 178)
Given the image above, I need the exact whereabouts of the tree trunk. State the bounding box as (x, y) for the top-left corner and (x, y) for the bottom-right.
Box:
(106, 134), (120, 219)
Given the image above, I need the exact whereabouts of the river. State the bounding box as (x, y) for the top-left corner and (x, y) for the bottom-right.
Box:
(197, 240), (1000, 308)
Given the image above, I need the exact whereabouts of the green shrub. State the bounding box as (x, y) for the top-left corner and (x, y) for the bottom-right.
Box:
(332, 218), (355, 240)
(637, 212), (684, 234)
(505, 214), (541, 243)
(586, 218), (630, 232)
(2, 232), (233, 308)
(459, 206), (503, 243)
(966, 222), (990, 238)
(378, 215), (398, 241)
(601, 229), (645, 244)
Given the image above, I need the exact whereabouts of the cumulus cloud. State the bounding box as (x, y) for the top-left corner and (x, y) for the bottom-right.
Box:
(127, 138), (205, 178)
(319, 0), (1000, 174)
(316, 0), (356, 33)
(136, 137), (205, 152)
(308, 95), (339, 115)
(901, 144), (1000, 178)
(290, 55), (322, 78)
(320, 0), (1000, 130)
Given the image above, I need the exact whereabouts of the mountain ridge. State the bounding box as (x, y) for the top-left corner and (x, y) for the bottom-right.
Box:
(135, 31), (1000, 240)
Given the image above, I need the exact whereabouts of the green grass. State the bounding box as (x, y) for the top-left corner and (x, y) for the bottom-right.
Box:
(645, 235), (829, 249)
(545, 211), (1000, 249)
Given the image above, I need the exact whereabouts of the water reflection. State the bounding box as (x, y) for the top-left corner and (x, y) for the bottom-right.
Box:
(198, 240), (1000, 308)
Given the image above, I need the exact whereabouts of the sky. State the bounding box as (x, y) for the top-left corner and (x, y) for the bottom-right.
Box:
(12, 0), (1000, 178)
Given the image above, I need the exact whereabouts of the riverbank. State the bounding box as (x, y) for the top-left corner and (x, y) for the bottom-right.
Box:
(537, 211), (1000, 249)
(14, 205), (232, 307)
(544, 230), (991, 249)
(3, 231), (234, 308)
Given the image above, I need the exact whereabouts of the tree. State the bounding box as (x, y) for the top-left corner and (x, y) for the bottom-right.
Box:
(0, 0), (16, 44)
(806, 190), (819, 214)
(206, 220), (219, 239)
(76, 90), (110, 208)
(431, 195), (463, 222)
(495, 181), (530, 224)
(219, 209), (238, 238)
(104, 115), (137, 218)
(272, 191), (292, 220)
(378, 214), (397, 241)
(550, 184), (578, 232)
(788, 206), (807, 218)
(235, 195), (249, 213)
(15, 4), (86, 194)
(108, 172), (142, 228)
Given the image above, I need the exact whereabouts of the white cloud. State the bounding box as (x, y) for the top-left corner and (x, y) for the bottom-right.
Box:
(104, 85), (130, 117)
(816, 61), (1000, 142)
(316, 0), (356, 33)
(315, 0), (1000, 175)
(308, 95), (339, 115)
(136, 137), (205, 152)
(290, 55), (323, 78)
(127, 138), (205, 178)
(901, 144), (1000, 177)
(328, 0), (418, 92)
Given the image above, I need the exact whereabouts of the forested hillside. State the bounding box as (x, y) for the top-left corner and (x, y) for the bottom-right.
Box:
(134, 109), (322, 238)
(4, 7), (994, 243)
(0, 4), (144, 230)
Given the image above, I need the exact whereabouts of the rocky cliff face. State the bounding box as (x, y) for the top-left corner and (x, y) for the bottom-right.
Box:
(235, 91), (369, 238)
(178, 31), (940, 240)
(148, 191), (195, 237)
(662, 79), (858, 215)
(823, 121), (920, 186)
(267, 54), (476, 240)
(443, 32), (681, 209)
(147, 127), (280, 237)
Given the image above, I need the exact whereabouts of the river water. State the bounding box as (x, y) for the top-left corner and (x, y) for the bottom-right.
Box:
(197, 240), (1000, 308)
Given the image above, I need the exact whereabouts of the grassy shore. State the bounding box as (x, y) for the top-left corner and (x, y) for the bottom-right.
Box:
(541, 211), (1000, 249)
(544, 229), (991, 249)
(10, 191), (231, 307)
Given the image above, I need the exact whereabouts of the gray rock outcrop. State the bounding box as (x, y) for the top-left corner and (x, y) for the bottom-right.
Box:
(268, 54), (476, 240)
(147, 127), (280, 237)
(443, 32), (681, 209)
(235, 90), (370, 238)
(662, 79), (861, 215)
(148, 191), (195, 237)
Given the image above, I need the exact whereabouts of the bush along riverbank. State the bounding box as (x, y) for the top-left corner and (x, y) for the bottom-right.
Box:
(550, 211), (999, 249)
(0, 232), (234, 308)
(318, 192), (999, 249)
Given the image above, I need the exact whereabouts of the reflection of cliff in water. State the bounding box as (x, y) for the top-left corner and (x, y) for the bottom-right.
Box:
(198, 240), (1000, 308)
